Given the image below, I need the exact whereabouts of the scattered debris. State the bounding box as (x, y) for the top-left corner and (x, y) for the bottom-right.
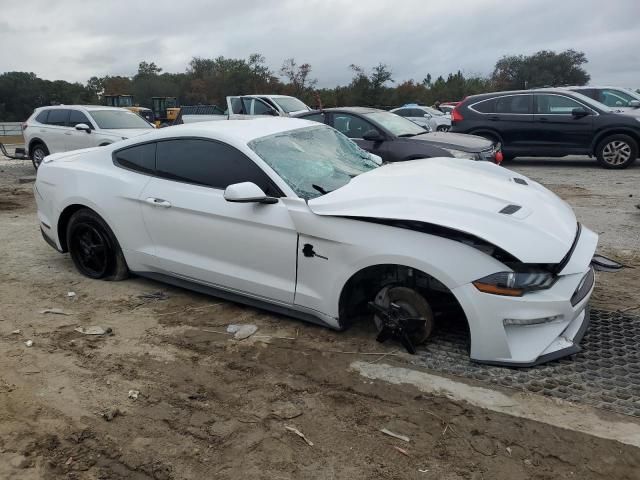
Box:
(74, 326), (113, 335)
(65, 457), (73, 465)
(17, 176), (36, 184)
(227, 324), (258, 340)
(285, 425), (314, 446)
(11, 329), (21, 334)
(393, 446), (410, 456)
(67, 291), (76, 298)
(506, 447), (512, 456)
(24, 340), (33, 347)
(102, 407), (121, 422)
(39, 308), (70, 315)
(523, 459), (533, 467)
(138, 291), (169, 300)
(128, 389), (140, 400)
(271, 401), (303, 420)
(381, 428), (410, 442)
(418, 468), (429, 473)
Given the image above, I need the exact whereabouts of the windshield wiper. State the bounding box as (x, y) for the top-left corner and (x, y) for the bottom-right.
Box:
(312, 184), (331, 195)
(397, 133), (419, 138)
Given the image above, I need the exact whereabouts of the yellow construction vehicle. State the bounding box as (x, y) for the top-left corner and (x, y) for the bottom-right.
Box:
(152, 97), (180, 127)
(103, 95), (154, 124)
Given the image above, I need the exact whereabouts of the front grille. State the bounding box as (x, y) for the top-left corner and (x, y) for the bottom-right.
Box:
(571, 267), (595, 306)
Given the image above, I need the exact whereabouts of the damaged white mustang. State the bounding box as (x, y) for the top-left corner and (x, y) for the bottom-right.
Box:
(35, 118), (600, 366)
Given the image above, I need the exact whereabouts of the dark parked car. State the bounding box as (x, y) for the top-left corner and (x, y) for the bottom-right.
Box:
(295, 107), (500, 163)
(450, 88), (640, 169)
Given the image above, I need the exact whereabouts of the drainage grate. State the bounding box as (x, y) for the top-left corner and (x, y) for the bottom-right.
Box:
(412, 309), (640, 417)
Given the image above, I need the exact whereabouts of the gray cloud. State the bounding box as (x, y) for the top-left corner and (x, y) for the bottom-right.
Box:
(1, 0), (639, 87)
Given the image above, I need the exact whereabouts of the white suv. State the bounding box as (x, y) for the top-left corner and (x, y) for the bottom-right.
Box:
(23, 105), (154, 169)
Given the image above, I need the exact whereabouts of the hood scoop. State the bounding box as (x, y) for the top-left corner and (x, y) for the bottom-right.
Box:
(499, 204), (522, 215)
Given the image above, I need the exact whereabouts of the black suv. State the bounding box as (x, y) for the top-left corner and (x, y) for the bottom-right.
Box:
(451, 88), (640, 168)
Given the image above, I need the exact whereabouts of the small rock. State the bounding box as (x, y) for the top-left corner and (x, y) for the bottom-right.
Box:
(24, 340), (33, 347)
(11, 329), (21, 335)
(67, 291), (76, 298)
(227, 324), (258, 340)
(271, 401), (303, 420)
(524, 459), (533, 467)
(128, 390), (140, 400)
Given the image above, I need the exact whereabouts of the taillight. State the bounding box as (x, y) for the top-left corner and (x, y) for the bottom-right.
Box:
(495, 150), (503, 165)
(451, 107), (464, 122)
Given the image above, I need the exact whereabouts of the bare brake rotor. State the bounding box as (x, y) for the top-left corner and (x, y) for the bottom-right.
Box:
(369, 285), (434, 354)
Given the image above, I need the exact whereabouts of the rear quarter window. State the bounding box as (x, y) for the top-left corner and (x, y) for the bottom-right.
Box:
(113, 143), (157, 175)
(35, 111), (49, 123)
(470, 99), (495, 114)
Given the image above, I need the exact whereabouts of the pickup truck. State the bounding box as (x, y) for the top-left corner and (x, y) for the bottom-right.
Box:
(178, 95), (310, 124)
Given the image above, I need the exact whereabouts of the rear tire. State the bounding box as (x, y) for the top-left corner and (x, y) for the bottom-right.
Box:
(31, 143), (49, 170)
(66, 209), (129, 281)
(437, 125), (451, 132)
(595, 134), (638, 169)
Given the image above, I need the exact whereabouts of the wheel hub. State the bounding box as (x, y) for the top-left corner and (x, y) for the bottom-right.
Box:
(602, 141), (631, 165)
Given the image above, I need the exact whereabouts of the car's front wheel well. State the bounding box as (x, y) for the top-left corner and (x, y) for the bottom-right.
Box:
(57, 204), (93, 252)
(28, 138), (47, 156)
(338, 264), (466, 329)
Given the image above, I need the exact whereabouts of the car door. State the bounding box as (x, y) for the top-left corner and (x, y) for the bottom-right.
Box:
(329, 112), (392, 162)
(139, 138), (298, 303)
(533, 93), (594, 153)
(488, 94), (535, 151)
(66, 109), (96, 150)
(42, 109), (71, 153)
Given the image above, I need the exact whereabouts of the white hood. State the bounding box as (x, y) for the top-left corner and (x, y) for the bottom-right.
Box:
(99, 128), (154, 140)
(308, 158), (577, 264)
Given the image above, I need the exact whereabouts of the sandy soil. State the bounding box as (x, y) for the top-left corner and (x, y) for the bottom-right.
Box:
(1, 156), (639, 479)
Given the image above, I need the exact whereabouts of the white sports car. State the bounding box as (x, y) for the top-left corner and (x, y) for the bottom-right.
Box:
(34, 118), (598, 366)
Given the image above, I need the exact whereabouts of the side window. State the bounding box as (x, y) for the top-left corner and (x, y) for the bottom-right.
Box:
(156, 139), (280, 195)
(69, 110), (92, 127)
(113, 143), (156, 175)
(47, 109), (70, 126)
(333, 114), (376, 139)
(301, 113), (325, 123)
(536, 95), (583, 114)
(495, 95), (531, 114)
(394, 109), (410, 117)
(35, 111), (49, 123)
(601, 89), (633, 107)
(471, 99), (495, 113)
(253, 99), (273, 115)
(413, 108), (428, 117)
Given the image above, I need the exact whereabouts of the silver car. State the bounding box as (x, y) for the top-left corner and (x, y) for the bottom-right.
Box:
(391, 104), (451, 132)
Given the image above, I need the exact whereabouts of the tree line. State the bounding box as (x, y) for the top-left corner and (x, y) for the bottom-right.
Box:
(0, 49), (593, 121)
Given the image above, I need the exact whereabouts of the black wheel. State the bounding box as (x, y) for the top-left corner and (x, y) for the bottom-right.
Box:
(373, 286), (434, 345)
(66, 209), (129, 281)
(436, 125), (451, 132)
(595, 134), (638, 169)
(31, 143), (49, 170)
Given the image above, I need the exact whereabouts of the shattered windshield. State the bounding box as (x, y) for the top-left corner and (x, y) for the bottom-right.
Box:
(248, 125), (380, 200)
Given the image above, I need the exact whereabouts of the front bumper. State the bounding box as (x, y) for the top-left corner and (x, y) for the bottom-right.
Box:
(453, 265), (595, 367)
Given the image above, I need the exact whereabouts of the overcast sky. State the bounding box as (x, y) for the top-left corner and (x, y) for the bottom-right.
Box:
(2, 0), (639, 87)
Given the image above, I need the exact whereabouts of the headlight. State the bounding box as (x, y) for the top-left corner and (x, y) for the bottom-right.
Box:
(473, 271), (556, 296)
(442, 148), (476, 160)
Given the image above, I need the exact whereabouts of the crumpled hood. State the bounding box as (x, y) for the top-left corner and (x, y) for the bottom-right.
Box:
(308, 158), (577, 264)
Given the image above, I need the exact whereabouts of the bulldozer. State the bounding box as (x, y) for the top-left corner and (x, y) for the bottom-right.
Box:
(152, 97), (180, 127)
(103, 94), (154, 124)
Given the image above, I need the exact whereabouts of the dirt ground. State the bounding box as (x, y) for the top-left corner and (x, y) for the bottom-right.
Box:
(1, 155), (639, 479)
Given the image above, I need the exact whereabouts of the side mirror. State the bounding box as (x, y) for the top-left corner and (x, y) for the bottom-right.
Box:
(362, 130), (384, 142)
(423, 113), (432, 118)
(629, 100), (640, 108)
(571, 107), (590, 118)
(224, 182), (278, 204)
(75, 123), (91, 133)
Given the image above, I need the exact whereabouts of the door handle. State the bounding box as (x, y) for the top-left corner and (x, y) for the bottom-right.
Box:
(539, 117), (549, 122)
(145, 197), (172, 208)
(488, 116), (500, 121)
